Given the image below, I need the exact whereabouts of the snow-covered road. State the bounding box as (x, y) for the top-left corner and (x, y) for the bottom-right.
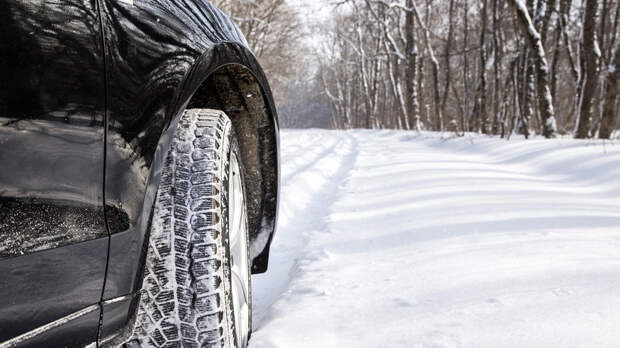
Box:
(250, 130), (620, 348)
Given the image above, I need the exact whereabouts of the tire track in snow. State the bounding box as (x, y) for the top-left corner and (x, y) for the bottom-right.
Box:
(281, 134), (341, 184)
(251, 131), (359, 328)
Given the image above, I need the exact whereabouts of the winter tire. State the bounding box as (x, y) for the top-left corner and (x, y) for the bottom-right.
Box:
(123, 109), (252, 348)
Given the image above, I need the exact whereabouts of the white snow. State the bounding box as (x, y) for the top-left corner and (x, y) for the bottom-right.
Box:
(250, 130), (620, 348)
(594, 41), (602, 58)
(485, 52), (495, 71)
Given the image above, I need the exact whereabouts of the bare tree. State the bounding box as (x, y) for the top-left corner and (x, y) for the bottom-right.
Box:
(599, 41), (620, 138)
(405, 0), (422, 130)
(575, 0), (601, 138)
(300, 0), (617, 137)
(478, 0), (489, 133)
(410, 1), (443, 131)
(510, 0), (558, 137)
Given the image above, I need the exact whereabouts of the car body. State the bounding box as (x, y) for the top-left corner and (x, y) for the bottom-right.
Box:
(0, 0), (279, 346)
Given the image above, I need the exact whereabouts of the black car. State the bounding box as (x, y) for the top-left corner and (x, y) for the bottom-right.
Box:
(0, 0), (280, 347)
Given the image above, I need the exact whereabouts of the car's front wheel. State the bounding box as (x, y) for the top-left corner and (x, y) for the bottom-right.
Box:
(124, 109), (251, 348)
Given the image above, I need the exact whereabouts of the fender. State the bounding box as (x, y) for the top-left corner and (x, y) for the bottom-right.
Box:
(170, 44), (280, 274)
(98, 2), (279, 340)
(146, 43), (281, 283)
(102, 40), (280, 298)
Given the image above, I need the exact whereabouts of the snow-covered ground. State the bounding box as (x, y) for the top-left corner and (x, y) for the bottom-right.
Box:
(250, 130), (620, 348)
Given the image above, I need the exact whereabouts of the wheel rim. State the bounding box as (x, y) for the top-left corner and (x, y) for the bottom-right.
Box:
(228, 153), (250, 348)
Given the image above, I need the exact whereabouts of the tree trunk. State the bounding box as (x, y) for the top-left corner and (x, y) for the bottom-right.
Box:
(492, 0), (503, 135)
(538, 0), (558, 44)
(441, 0), (455, 118)
(523, 0), (537, 137)
(411, 1), (443, 131)
(405, 0), (422, 131)
(463, 0), (470, 133)
(599, 42), (620, 138)
(520, 47), (534, 138)
(479, 0), (489, 134)
(511, 0), (558, 138)
(575, 0), (600, 138)
(550, 8), (562, 101)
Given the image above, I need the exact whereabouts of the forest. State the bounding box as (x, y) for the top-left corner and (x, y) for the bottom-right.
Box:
(212, 0), (620, 139)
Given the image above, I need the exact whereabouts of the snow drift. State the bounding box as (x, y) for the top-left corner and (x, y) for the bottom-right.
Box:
(251, 130), (620, 348)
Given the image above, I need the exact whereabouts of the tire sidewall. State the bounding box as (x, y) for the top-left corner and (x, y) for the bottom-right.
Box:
(221, 135), (252, 348)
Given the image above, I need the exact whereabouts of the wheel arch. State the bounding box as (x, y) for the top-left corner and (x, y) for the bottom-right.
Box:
(163, 42), (280, 274)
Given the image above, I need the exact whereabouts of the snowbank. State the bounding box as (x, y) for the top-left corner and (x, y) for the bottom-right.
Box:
(251, 130), (620, 348)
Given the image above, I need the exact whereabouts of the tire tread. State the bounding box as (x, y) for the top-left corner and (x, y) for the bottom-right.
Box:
(124, 109), (237, 348)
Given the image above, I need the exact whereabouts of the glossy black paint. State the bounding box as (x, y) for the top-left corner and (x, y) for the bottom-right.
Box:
(15, 308), (101, 348)
(0, 0), (107, 344)
(98, 0), (280, 302)
(1, 0), (279, 345)
(0, 239), (106, 345)
(3, 305), (102, 348)
(99, 295), (137, 346)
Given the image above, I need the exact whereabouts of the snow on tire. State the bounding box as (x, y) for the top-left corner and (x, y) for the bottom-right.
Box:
(123, 109), (251, 348)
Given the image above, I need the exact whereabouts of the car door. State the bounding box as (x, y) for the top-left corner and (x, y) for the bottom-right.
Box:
(0, 0), (108, 346)
(95, 0), (198, 337)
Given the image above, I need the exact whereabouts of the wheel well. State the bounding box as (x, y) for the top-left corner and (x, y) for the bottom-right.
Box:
(186, 64), (278, 274)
